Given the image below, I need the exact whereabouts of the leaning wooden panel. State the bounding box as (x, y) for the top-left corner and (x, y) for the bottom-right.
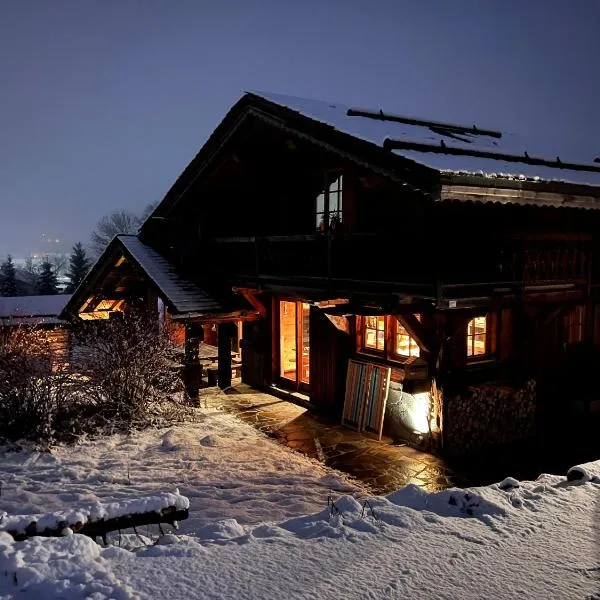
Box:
(342, 359), (367, 431)
(362, 363), (391, 441)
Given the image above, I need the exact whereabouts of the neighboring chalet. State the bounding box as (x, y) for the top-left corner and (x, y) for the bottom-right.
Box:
(0, 294), (71, 367)
(63, 92), (600, 455)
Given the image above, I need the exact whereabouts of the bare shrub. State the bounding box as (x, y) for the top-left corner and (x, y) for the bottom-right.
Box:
(0, 327), (74, 442)
(71, 311), (188, 429)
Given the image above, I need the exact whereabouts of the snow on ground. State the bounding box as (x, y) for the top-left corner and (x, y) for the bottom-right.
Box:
(1, 406), (600, 599)
(0, 405), (365, 539)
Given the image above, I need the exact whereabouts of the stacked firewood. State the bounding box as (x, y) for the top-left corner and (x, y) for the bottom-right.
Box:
(446, 380), (536, 454)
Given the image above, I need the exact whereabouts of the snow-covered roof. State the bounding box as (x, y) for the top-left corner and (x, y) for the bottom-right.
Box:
(0, 294), (70, 325)
(252, 91), (600, 188)
(117, 235), (225, 315)
(400, 150), (600, 187)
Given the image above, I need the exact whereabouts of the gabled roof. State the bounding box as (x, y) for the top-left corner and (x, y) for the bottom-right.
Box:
(0, 294), (70, 326)
(63, 235), (249, 320)
(144, 91), (600, 227)
(251, 92), (600, 188)
(116, 235), (223, 314)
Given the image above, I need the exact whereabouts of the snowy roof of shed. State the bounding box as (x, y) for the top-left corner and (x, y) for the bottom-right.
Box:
(116, 235), (224, 315)
(252, 92), (600, 188)
(0, 294), (70, 325)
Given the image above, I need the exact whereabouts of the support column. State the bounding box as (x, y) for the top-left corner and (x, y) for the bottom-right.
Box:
(217, 323), (237, 390)
(183, 323), (204, 398)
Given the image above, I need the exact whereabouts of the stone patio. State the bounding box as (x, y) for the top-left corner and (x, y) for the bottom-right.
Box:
(201, 384), (457, 493)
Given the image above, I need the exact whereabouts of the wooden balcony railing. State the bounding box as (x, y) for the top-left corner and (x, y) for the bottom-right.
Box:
(201, 233), (592, 293)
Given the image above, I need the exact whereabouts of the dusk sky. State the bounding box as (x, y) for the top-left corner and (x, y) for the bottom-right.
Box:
(1, 0), (599, 257)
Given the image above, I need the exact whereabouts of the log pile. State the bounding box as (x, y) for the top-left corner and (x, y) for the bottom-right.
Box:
(1, 492), (189, 543)
(446, 380), (536, 454)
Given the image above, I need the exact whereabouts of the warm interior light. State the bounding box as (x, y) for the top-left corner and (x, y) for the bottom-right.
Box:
(79, 312), (111, 320)
(364, 315), (385, 350)
(467, 315), (487, 356)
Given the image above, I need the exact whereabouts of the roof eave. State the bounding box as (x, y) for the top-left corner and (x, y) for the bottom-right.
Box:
(441, 172), (600, 198)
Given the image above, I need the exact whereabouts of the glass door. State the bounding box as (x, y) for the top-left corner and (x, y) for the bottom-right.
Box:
(279, 300), (297, 382)
(278, 300), (310, 390)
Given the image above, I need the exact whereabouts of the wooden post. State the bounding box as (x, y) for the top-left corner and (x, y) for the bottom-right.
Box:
(217, 323), (237, 389)
(184, 324), (204, 398)
(146, 287), (159, 323)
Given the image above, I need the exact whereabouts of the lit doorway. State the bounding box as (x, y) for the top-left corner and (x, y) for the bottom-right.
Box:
(278, 300), (310, 390)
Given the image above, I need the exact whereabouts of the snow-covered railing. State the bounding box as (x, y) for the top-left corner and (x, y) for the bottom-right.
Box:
(0, 491), (189, 542)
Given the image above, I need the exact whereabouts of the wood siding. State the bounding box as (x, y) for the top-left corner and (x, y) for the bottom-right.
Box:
(309, 308), (352, 411)
(241, 316), (271, 389)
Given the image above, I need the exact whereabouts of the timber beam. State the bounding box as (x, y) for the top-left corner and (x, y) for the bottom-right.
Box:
(394, 314), (435, 354)
(232, 287), (267, 317)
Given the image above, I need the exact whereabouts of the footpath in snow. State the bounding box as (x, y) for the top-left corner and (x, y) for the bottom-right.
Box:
(1, 405), (599, 599)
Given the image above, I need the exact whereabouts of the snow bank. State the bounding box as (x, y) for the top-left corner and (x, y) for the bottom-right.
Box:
(566, 461), (600, 482)
(112, 462), (600, 599)
(1, 491), (189, 537)
(0, 532), (135, 599)
(1, 459), (599, 598)
(386, 483), (508, 517)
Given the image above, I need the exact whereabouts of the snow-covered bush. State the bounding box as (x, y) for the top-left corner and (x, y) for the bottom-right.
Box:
(70, 311), (188, 429)
(0, 327), (75, 442)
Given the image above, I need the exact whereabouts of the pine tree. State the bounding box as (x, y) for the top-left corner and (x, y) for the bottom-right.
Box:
(36, 260), (59, 295)
(0, 255), (18, 297)
(65, 242), (91, 293)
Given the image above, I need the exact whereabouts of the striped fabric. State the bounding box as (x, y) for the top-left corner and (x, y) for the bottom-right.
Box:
(342, 359), (391, 440)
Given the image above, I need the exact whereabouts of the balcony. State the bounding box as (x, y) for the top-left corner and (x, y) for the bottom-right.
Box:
(202, 233), (592, 299)
(203, 233), (434, 295)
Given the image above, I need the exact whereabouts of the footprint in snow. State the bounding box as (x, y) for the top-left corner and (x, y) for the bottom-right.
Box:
(200, 435), (225, 447)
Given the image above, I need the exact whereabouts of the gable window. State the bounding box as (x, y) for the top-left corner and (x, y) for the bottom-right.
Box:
(395, 320), (420, 357)
(316, 173), (343, 231)
(466, 316), (488, 357)
(363, 316), (385, 351)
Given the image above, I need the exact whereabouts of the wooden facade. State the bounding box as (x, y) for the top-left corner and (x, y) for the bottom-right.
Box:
(77, 91), (600, 455)
(0, 295), (72, 372)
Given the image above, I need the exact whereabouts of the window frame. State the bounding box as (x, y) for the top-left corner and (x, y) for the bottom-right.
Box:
(392, 317), (421, 358)
(466, 314), (492, 360)
(361, 315), (386, 355)
(358, 315), (422, 362)
(316, 172), (344, 232)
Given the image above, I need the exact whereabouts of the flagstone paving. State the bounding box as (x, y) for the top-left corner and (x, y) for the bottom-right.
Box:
(201, 384), (458, 494)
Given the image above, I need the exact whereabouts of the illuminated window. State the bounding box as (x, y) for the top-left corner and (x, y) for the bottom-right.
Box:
(467, 316), (488, 357)
(316, 173), (343, 231)
(363, 316), (385, 351)
(395, 321), (420, 357)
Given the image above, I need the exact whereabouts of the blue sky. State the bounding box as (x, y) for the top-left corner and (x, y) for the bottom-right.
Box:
(1, 0), (599, 255)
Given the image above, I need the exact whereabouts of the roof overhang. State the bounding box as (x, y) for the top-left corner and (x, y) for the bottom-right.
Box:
(61, 236), (253, 322)
(441, 180), (600, 210)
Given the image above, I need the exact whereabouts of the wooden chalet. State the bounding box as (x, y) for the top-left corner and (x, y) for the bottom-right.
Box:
(0, 294), (72, 368)
(67, 92), (600, 455)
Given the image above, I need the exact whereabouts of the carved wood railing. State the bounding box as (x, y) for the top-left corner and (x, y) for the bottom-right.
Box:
(203, 234), (592, 291)
(501, 238), (591, 286)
